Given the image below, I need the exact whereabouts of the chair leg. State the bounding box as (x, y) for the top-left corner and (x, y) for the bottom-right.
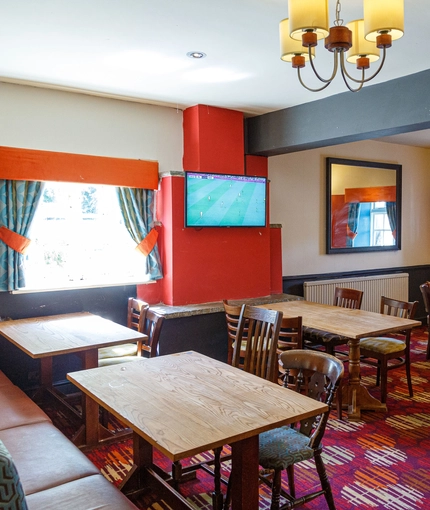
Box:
(287, 464), (295, 498)
(336, 379), (343, 420)
(314, 449), (336, 510)
(380, 360), (388, 404)
(426, 322), (430, 360)
(270, 468), (282, 510)
(405, 349), (413, 398)
(223, 477), (232, 510)
(212, 447), (224, 510)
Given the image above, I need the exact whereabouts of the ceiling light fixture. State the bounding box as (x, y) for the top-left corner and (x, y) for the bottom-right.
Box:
(280, 0), (404, 92)
(187, 51), (206, 59)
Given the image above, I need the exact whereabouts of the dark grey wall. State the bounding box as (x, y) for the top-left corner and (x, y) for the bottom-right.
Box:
(245, 70), (430, 156)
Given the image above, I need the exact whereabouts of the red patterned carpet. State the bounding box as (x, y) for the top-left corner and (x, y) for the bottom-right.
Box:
(47, 327), (430, 509)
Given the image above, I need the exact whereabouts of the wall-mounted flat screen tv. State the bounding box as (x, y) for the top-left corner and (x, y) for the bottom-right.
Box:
(185, 171), (267, 227)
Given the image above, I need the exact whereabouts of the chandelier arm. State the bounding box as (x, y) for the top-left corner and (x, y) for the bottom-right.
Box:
(340, 48), (388, 84)
(307, 47), (339, 84)
(340, 65), (365, 92)
(297, 68), (332, 92)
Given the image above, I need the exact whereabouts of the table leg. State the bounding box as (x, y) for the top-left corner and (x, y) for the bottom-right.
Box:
(73, 349), (100, 447)
(121, 433), (194, 510)
(231, 435), (259, 510)
(39, 357), (53, 388)
(345, 338), (387, 421)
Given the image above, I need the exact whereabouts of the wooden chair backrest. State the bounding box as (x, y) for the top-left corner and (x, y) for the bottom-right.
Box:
(419, 282), (430, 315)
(127, 298), (149, 332)
(333, 287), (363, 309)
(141, 310), (165, 357)
(278, 315), (303, 351)
(380, 296), (418, 319)
(280, 349), (344, 445)
(232, 304), (283, 384)
(223, 300), (244, 365)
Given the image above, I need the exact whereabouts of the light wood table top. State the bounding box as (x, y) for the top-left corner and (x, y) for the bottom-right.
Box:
(68, 351), (326, 510)
(259, 300), (421, 339)
(0, 312), (147, 446)
(0, 312), (145, 358)
(259, 300), (421, 421)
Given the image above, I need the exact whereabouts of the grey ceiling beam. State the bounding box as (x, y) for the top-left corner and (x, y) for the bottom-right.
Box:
(245, 69), (430, 156)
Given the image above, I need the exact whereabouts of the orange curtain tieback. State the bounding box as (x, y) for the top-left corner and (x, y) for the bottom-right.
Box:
(346, 225), (358, 240)
(0, 226), (31, 254)
(136, 228), (159, 256)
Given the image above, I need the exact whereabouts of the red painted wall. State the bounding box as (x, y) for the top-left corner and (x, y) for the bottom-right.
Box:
(138, 105), (282, 306)
(270, 226), (283, 294)
(183, 105), (244, 174)
(162, 175), (271, 305)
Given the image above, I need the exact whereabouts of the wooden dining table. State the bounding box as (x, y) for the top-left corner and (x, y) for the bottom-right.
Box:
(258, 300), (421, 420)
(0, 312), (147, 446)
(67, 350), (327, 510)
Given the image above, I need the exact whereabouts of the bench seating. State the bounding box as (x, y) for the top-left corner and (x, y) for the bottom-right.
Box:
(0, 371), (138, 510)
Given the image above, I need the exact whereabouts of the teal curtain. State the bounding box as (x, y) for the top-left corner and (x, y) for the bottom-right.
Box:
(116, 187), (163, 281)
(386, 201), (397, 239)
(346, 203), (361, 248)
(0, 180), (44, 291)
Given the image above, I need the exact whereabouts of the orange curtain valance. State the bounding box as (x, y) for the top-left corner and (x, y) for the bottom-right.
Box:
(0, 146), (159, 190)
(344, 186), (396, 203)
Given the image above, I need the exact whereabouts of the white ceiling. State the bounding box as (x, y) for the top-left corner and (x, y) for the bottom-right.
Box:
(1, 0), (430, 146)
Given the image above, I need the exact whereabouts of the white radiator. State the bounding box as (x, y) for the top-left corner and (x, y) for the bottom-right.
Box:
(303, 273), (409, 313)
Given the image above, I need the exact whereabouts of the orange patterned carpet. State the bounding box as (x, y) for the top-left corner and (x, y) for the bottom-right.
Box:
(48, 327), (430, 509)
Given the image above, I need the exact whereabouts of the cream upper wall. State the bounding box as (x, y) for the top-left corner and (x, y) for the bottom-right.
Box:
(0, 82), (183, 174)
(2, 82), (429, 278)
(269, 141), (430, 276)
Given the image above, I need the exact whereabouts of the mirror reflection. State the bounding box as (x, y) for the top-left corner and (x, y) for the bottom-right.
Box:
(326, 158), (402, 254)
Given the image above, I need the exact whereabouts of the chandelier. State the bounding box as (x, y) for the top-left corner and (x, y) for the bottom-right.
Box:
(280, 0), (404, 92)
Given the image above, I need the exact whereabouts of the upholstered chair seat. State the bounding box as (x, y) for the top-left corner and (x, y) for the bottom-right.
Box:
(359, 337), (405, 355)
(259, 426), (314, 471)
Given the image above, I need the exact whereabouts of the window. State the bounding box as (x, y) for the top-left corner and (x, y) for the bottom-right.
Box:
(23, 182), (149, 290)
(370, 202), (395, 247)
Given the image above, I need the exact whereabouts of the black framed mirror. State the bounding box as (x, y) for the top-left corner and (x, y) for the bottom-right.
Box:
(326, 157), (402, 254)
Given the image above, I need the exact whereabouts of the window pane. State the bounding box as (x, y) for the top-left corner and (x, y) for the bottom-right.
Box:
(24, 183), (149, 289)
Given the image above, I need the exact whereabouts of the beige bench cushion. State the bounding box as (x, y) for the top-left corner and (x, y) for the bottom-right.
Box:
(26, 474), (138, 510)
(0, 421), (99, 496)
(0, 386), (51, 431)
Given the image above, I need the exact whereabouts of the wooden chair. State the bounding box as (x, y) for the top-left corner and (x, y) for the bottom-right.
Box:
(224, 350), (344, 510)
(140, 309), (165, 357)
(419, 282), (430, 359)
(303, 287), (363, 355)
(232, 304), (283, 384)
(98, 298), (149, 366)
(190, 304), (282, 509)
(359, 296), (418, 404)
(277, 315), (303, 383)
(303, 287), (362, 419)
(222, 300), (247, 366)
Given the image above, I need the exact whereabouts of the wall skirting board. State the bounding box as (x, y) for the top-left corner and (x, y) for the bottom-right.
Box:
(283, 265), (430, 321)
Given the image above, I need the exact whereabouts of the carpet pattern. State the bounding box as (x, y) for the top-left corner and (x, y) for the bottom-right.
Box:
(45, 328), (430, 509)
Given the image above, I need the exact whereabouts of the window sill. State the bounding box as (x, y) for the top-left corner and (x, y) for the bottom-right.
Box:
(11, 280), (156, 294)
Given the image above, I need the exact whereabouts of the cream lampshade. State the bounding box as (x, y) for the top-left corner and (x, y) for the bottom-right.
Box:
(280, 19), (315, 62)
(346, 20), (380, 64)
(288, 0), (329, 41)
(364, 0), (404, 42)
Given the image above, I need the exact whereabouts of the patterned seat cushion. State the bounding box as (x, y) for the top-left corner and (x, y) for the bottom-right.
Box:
(0, 440), (28, 510)
(259, 426), (314, 471)
(98, 343), (138, 359)
(303, 326), (349, 347)
(359, 337), (405, 354)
